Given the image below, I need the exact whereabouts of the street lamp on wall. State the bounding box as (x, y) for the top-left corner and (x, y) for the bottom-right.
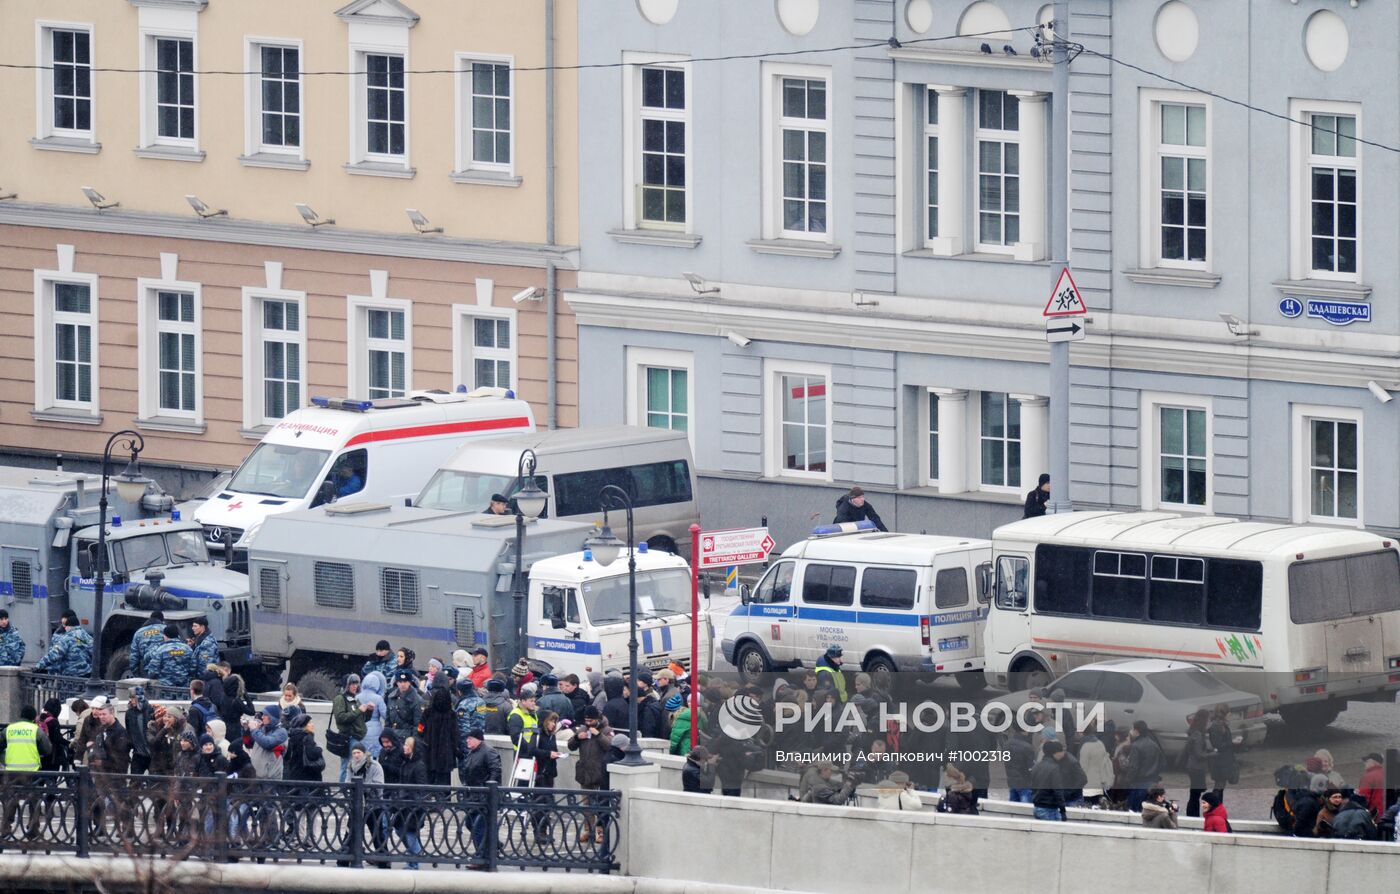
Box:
(513, 449), (547, 665)
(585, 484), (647, 767)
(90, 430), (150, 696)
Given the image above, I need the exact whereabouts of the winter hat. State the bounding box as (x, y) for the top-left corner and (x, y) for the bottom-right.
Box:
(1363, 752), (1384, 765)
(1038, 473), (1051, 487)
(180, 728), (198, 744)
(260, 704), (282, 722)
(540, 674), (558, 687)
(664, 693), (684, 712)
(394, 669), (417, 684)
(1042, 740), (1064, 756)
(283, 704), (302, 722)
(133, 685), (147, 701)
(511, 658), (531, 677)
(198, 734), (215, 748)
(611, 733), (631, 750)
(453, 678), (476, 695)
(452, 649), (470, 667)
(376, 640), (392, 652)
(824, 645), (843, 658)
(345, 673), (361, 688)
(1200, 791), (1222, 810)
(636, 668), (654, 687)
(583, 705), (602, 721)
(350, 739), (367, 755)
(486, 678), (507, 693)
(519, 682), (539, 699)
(854, 672), (872, 689)
(290, 713), (312, 730)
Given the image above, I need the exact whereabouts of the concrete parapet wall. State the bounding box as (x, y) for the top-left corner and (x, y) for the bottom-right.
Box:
(625, 787), (1397, 894)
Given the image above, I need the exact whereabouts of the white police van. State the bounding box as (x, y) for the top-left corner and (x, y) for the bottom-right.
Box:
(720, 522), (992, 686)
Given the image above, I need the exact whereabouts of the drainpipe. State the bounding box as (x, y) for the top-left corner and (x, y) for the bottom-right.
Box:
(545, 0), (558, 429)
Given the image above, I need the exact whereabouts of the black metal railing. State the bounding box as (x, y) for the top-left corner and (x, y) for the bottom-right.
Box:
(20, 672), (189, 710)
(0, 770), (619, 872)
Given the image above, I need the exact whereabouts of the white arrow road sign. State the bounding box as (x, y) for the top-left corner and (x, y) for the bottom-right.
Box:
(1046, 318), (1086, 343)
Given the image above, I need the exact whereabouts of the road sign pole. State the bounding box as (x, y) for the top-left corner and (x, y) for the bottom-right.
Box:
(689, 523), (701, 751)
(1047, 0), (1074, 515)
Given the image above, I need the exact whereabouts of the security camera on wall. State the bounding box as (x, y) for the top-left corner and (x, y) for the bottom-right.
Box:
(511, 287), (543, 304)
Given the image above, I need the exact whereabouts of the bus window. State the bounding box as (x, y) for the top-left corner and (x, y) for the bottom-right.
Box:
(1091, 551), (1147, 620)
(1148, 555), (1205, 625)
(554, 460), (693, 516)
(995, 556), (1028, 610)
(1207, 559), (1262, 629)
(859, 568), (916, 610)
(1034, 546), (1090, 615)
(754, 561), (794, 604)
(802, 564), (856, 606)
(1288, 550), (1400, 624)
(934, 567), (970, 608)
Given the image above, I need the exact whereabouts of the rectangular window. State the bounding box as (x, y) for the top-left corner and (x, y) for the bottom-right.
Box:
(256, 566), (282, 611)
(976, 90), (1020, 249)
(980, 391), (1021, 488)
(1310, 419), (1358, 520)
(260, 299), (301, 421)
(313, 561), (355, 610)
(779, 77), (828, 236)
(155, 291), (197, 414)
(1148, 555), (1205, 625)
(859, 567), (917, 611)
(471, 316), (511, 390)
(453, 607), (478, 648)
(155, 37), (195, 141)
(927, 391), (940, 482)
(1159, 406), (1207, 506)
(1308, 114), (1358, 275)
(366, 307), (406, 399)
(53, 282), (94, 406)
(994, 554), (1029, 610)
(781, 373), (827, 473)
(644, 367), (688, 432)
(640, 66), (686, 226)
(470, 61), (511, 167)
(801, 563), (856, 606)
(259, 45), (301, 149)
(51, 29), (92, 134)
(365, 53), (405, 157)
(1033, 545), (1091, 616)
(1091, 550), (1147, 620)
(1288, 551), (1400, 625)
(925, 87), (939, 240)
(553, 460), (693, 518)
(1157, 102), (1207, 264)
(934, 567), (970, 609)
(1205, 558), (1261, 629)
(380, 567), (421, 615)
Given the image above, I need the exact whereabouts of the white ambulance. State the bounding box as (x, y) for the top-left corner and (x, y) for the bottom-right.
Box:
(526, 545), (712, 679)
(720, 522), (992, 687)
(197, 387), (533, 563)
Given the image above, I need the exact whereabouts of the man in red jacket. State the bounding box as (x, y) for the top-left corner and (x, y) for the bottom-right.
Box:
(1357, 752), (1386, 817)
(468, 647), (492, 691)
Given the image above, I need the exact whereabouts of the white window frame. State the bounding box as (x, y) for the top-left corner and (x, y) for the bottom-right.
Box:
(454, 53), (515, 176)
(625, 347), (695, 448)
(244, 37), (305, 160)
(924, 87), (940, 245)
(974, 89), (1021, 255)
(1291, 404), (1363, 527)
(973, 390), (1022, 493)
(241, 288), (308, 429)
(1289, 99), (1362, 283)
(139, 30), (198, 149)
(33, 270), (101, 416)
(451, 304), (517, 392)
(763, 359), (833, 481)
(347, 295), (413, 399)
(760, 61), (832, 242)
(135, 276), (203, 424)
(1139, 89), (1212, 271)
(1139, 392), (1213, 513)
(621, 52), (692, 232)
(35, 21), (96, 143)
(349, 45), (410, 167)
(916, 386), (942, 487)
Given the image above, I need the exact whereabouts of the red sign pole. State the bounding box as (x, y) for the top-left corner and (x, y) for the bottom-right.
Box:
(689, 523), (701, 751)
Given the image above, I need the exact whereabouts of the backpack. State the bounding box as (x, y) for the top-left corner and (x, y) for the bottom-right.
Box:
(1273, 764), (1310, 791)
(1272, 787), (1316, 833)
(189, 700), (217, 737)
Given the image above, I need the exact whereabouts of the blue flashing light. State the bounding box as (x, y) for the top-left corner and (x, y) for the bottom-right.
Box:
(456, 384), (468, 393)
(637, 541), (649, 554)
(171, 510), (181, 521)
(505, 389), (516, 399)
(311, 396), (330, 407)
(810, 520), (877, 536)
(112, 515), (122, 528)
(582, 549), (593, 562)
(353, 400), (373, 411)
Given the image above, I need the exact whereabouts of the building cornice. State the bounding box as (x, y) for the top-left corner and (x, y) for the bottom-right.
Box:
(0, 202), (579, 271)
(334, 0), (419, 27)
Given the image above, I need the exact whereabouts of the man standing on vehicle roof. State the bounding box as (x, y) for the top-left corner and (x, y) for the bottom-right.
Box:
(126, 610), (165, 678)
(814, 646), (847, 703)
(484, 494), (511, 516)
(0, 610), (26, 667)
(832, 486), (887, 532)
(362, 640), (396, 681)
(1024, 474), (1051, 519)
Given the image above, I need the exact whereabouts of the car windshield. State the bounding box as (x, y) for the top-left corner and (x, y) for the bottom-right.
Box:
(1147, 669), (1233, 701)
(228, 443), (331, 499)
(416, 470), (548, 513)
(581, 568), (692, 625)
(114, 530), (210, 574)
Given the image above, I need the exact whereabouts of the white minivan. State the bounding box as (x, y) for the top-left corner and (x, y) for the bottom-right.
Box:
(197, 387), (533, 562)
(721, 523), (992, 686)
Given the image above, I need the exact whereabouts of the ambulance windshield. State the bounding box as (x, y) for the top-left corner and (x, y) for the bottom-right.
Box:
(228, 444), (331, 500)
(581, 568), (691, 625)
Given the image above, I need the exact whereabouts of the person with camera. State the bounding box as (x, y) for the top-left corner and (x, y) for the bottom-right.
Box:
(1141, 786), (1179, 829)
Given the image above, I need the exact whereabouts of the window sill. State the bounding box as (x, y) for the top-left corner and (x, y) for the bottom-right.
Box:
(1122, 267), (1221, 289)
(239, 425), (272, 440)
(1272, 279), (1372, 301)
(449, 169), (522, 188)
(31, 408), (103, 426)
(609, 228), (702, 249)
(239, 153), (310, 171)
(900, 485), (1024, 505)
(30, 136), (100, 155)
(133, 145), (206, 163)
(344, 161), (416, 180)
(746, 238), (841, 259)
(136, 416), (207, 435)
(902, 248), (1052, 266)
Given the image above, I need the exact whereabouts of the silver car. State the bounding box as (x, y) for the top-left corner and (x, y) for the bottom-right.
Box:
(1000, 658), (1267, 760)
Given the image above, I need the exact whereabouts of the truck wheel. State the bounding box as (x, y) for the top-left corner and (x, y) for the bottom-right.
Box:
(1009, 658), (1050, 694)
(864, 654), (897, 692)
(1278, 700), (1344, 729)
(105, 646), (131, 682)
(735, 643), (770, 682)
(296, 669), (340, 701)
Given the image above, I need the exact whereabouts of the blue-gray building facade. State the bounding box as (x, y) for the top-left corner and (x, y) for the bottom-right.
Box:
(568, 0), (1400, 548)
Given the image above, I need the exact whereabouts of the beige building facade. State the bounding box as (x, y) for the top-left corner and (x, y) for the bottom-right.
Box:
(0, 0), (579, 474)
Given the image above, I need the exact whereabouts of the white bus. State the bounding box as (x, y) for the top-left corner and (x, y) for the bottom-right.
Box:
(983, 511), (1400, 727)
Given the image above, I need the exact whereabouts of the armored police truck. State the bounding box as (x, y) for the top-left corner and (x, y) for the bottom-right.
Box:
(0, 466), (253, 680)
(245, 500), (597, 698)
